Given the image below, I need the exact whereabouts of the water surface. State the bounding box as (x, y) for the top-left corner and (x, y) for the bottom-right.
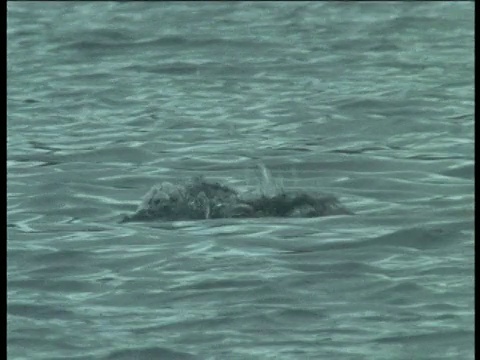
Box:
(7, 2), (474, 359)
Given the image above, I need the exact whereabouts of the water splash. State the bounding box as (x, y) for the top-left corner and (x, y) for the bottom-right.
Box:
(121, 176), (352, 223)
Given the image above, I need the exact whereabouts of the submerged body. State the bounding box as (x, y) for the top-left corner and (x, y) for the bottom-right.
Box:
(121, 177), (352, 223)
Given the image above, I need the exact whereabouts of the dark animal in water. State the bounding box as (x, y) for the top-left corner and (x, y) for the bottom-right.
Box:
(121, 177), (352, 222)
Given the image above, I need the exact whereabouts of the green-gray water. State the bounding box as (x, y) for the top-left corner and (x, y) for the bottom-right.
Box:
(7, 2), (474, 359)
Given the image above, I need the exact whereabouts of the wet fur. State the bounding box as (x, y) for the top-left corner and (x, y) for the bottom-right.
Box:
(121, 177), (352, 222)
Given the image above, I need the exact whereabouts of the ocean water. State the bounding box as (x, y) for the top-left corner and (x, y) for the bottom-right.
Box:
(7, 2), (474, 360)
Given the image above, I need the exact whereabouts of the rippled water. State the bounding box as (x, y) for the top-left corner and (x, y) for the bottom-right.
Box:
(7, 2), (474, 359)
